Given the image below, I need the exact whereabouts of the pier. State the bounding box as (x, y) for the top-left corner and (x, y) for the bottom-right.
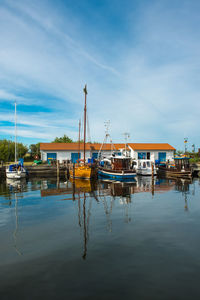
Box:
(0, 164), (68, 179)
(191, 163), (200, 177)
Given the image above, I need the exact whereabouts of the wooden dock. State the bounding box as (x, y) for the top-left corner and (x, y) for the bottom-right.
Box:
(0, 164), (68, 178)
(191, 163), (200, 177)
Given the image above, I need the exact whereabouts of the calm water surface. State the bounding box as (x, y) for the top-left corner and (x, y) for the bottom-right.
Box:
(0, 176), (200, 300)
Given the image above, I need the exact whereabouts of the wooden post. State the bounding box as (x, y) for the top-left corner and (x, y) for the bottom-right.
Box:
(57, 160), (60, 188)
(57, 160), (59, 177)
(152, 163), (154, 177)
(73, 163), (75, 179)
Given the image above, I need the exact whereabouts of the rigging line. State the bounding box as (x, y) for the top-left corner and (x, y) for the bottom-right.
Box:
(86, 110), (91, 143)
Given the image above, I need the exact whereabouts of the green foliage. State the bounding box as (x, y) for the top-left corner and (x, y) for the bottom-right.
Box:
(0, 139), (28, 162)
(175, 150), (184, 155)
(29, 143), (41, 159)
(52, 134), (73, 143)
(190, 157), (200, 163)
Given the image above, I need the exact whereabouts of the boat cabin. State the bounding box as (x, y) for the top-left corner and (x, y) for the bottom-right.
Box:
(174, 157), (190, 170)
(138, 160), (152, 169)
(111, 157), (131, 170)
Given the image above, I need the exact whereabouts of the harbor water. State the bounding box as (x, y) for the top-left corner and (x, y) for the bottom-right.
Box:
(0, 176), (200, 299)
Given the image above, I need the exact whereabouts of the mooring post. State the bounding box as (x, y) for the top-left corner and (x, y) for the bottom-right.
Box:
(57, 160), (60, 188)
(57, 160), (59, 177)
(73, 163), (75, 179)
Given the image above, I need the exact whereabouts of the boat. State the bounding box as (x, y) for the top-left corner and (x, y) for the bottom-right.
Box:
(157, 157), (192, 179)
(136, 159), (157, 176)
(6, 102), (27, 179)
(69, 85), (96, 179)
(98, 128), (136, 180)
(98, 156), (136, 180)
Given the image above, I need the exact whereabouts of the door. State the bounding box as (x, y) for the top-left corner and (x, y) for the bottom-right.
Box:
(158, 152), (166, 162)
(71, 153), (79, 163)
(47, 153), (57, 163)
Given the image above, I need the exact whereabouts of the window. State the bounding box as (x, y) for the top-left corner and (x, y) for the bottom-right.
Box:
(138, 152), (146, 159)
(147, 152), (150, 159)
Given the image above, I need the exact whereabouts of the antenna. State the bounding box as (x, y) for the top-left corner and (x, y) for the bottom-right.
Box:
(98, 120), (116, 159)
(104, 120), (110, 137)
(123, 132), (130, 157)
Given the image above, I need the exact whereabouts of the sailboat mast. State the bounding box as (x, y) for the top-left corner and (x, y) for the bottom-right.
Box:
(83, 85), (87, 165)
(78, 119), (81, 164)
(15, 101), (17, 163)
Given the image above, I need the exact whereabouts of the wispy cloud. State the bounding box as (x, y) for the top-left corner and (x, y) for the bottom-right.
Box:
(0, 0), (199, 150)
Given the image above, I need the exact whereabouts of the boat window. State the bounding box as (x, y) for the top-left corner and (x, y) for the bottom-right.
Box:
(147, 161), (150, 167)
(143, 162), (146, 168)
(147, 152), (150, 159)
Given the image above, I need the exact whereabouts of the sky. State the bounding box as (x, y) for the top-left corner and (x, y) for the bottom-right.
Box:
(0, 0), (199, 151)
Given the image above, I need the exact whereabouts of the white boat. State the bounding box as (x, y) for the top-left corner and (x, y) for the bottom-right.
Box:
(6, 163), (27, 179)
(6, 102), (27, 179)
(136, 160), (157, 176)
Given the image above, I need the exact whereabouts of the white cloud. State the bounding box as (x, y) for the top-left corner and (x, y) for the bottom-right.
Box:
(0, 0), (199, 150)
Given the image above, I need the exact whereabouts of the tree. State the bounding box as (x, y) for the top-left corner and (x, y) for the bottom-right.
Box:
(0, 139), (28, 162)
(29, 143), (41, 159)
(52, 135), (73, 143)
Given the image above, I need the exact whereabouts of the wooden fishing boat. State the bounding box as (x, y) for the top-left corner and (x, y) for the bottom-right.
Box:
(98, 156), (136, 180)
(158, 157), (192, 179)
(69, 85), (96, 179)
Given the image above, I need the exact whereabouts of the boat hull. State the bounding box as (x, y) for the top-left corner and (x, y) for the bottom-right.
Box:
(137, 168), (157, 176)
(98, 168), (136, 180)
(6, 171), (26, 179)
(158, 167), (192, 179)
(69, 165), (96, 179)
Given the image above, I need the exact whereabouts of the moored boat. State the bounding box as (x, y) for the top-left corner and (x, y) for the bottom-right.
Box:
(158, 157), (192, 179)
(69, 85), (96, 179)
(136, 159), (157, 176)
(98, 156), (136, 180)
(6, 102), (27, 179)
(6, 162), (26, 179)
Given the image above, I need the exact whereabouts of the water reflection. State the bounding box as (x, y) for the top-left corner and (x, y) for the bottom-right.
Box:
(13, 192), (23, 256)
(0, 176), (197, 260)
(0, 177), (200, 299)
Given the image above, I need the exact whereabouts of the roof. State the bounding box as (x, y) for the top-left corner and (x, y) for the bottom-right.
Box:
(40, 142), (175, 151)
(40, 143), (125, 151)
(128, 143), (176, 151)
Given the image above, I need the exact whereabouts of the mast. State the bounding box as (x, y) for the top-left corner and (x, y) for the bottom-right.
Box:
(78, 119), (81, 164)
(15, 101), (17, 163)
(83, 85), (87, 165)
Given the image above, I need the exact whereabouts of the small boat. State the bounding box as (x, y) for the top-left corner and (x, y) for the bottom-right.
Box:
(136, 159), (157, 176)
(98, 156), (136, 180)
(6, 102), (27, 179)
(6, 162), (27, 179)
(158, 157), (192, 179)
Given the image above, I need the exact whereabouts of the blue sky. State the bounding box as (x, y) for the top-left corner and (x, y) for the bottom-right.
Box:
(0, 0), (199, 151)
